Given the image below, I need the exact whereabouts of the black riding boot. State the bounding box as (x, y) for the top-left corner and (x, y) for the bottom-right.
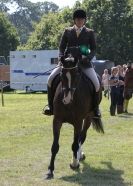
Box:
(43, 86), (53, 115)
(93, 92), (101, 118)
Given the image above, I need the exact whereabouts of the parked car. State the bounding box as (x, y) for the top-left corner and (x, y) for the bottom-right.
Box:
(93, 60), (114, 77)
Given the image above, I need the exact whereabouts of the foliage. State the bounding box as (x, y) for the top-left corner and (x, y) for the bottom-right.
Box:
(129, 0), (133, 6)
(22, 8), (72, 50)
(21, 0), (133, 64)
(82, 0), (133, 64)
(0, 0), (10, 12)
(0, 12), (19, 58)
(0, 0), (59, 44)
(0, 92), (133, 185)
(0, 0), (133, 65)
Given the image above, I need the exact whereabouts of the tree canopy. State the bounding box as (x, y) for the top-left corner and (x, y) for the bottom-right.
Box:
(0, 0), (133, 65)
(23, 7), (73, 50)
(0, 12), (19, 58)
(82, 0), (133, 64)
(0, 0), (59, 43)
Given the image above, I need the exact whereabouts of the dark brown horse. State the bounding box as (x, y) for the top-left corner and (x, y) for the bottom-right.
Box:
(46, 56), (104, 179)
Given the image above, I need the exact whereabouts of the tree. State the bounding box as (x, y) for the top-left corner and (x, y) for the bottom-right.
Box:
(22, 8), (72, 50)
(0, 0), (10, 12)
(0, 0), (59, 44)
(82, 0), (133, 64)
(0, 12), (19, 58)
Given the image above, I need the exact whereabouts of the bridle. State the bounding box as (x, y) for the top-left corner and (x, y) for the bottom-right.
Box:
(61, 64), (79, 91)
(59, 48), (82, 104)
(60, 63), (81, 104)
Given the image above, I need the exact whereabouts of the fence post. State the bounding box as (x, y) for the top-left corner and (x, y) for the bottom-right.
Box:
(1, 80), (4, 107)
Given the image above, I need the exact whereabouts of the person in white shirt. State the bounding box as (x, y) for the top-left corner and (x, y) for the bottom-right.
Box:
(102, 69), (110, 97)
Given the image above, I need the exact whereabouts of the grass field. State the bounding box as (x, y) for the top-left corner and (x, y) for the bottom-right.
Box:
(0, 92), (133, 186)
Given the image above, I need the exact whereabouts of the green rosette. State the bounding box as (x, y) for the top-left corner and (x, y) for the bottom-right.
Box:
(79, 45), (90, 56)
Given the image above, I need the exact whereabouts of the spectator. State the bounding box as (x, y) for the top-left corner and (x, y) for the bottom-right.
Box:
(116, 65), (125, 114)
(123, 64), (127, 76)
(102, 69), (110, 97)
(109, 67), (120, 116)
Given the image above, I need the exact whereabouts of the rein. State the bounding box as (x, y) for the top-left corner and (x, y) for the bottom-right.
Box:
(61, 65), (78, 70)
(33, 65), (60, 78)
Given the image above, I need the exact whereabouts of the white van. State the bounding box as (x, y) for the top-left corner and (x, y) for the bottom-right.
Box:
(10, 50), (59, 91)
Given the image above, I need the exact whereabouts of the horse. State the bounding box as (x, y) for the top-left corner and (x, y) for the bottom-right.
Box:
(46, 55), (104, 179)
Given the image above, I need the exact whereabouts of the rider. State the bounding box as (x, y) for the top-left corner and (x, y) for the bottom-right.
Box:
(43, 9), (101, 118)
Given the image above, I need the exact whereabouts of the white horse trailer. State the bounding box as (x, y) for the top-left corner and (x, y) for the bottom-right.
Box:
(10, 50), (59, 92)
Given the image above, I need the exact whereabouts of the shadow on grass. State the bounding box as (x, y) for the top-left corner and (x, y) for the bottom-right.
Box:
(2, 90), (47, 94)
(17, 91), (47, 94)
(118, 113), (133, 118)
(60, 161), (128, 186)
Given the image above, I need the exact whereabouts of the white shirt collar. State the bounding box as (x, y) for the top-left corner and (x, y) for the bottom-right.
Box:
(74, 25), (84, 31)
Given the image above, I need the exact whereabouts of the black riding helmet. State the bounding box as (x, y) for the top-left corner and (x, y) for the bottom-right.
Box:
(73, 9), (86, 20)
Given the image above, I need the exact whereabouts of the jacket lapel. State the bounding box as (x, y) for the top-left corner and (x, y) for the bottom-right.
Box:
(71, 26), (77, 39)
(78, 26), (86, 38)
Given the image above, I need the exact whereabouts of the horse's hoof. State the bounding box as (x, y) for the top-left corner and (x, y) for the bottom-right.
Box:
(79, 154), (86, 161)
(70, 163), (80, 170)
(45, 172), (54, 180)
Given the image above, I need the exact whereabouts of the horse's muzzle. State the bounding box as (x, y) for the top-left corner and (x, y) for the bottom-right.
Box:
(63, 98), (72, 105)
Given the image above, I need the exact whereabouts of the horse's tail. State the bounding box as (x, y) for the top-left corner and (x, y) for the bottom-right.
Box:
(91, 118), (104, 134)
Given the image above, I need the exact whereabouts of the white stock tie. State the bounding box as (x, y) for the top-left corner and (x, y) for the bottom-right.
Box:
(76, 29), (81, 37)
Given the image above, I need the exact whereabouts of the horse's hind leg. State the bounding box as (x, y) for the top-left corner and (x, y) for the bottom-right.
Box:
(78, 117), (91, 161)
(70, 122), (82, 169)
(46, 117), (62, 179)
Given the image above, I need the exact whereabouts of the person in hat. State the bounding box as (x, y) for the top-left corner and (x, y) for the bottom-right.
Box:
(43, 9), (101, 118)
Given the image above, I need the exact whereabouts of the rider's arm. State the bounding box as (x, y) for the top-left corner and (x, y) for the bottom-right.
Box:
(88, 30), (96, 61)
(59, 29), (68, 57)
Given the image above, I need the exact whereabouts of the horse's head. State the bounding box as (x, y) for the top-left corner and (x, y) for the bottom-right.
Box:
(60, 56), (80, 105)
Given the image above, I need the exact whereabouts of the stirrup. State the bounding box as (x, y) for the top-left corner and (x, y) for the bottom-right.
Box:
(42, 105), (53, 115)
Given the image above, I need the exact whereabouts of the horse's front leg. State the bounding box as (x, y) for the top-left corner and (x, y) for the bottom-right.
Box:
(70, 123), (82, 170)
(46, 117), (62, 179)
